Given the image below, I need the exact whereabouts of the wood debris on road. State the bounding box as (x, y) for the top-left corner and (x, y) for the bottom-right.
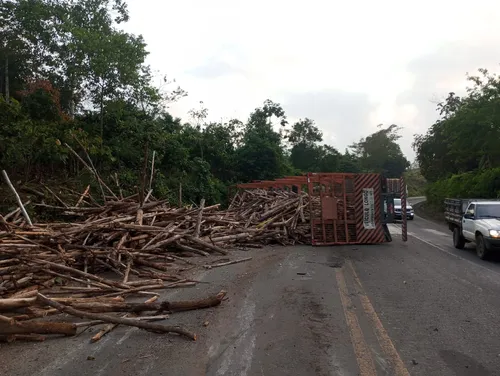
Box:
(0, 177), (312, 343)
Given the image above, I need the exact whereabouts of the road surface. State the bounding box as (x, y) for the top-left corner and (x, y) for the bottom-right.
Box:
(2, 198), (500, 376)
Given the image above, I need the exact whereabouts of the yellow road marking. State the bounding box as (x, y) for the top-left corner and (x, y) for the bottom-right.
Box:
(335, 267), (377, 376)
(346, 260), (411, 376)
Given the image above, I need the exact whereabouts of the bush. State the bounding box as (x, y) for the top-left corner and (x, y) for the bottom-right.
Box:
(426, 167), (500, 210)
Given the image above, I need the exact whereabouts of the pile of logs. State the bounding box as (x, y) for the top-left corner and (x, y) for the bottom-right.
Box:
(225, 188), (312, 244)
(0, 177), (313, 343)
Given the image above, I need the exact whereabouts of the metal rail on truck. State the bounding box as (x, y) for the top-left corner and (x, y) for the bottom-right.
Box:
(445, 198), (500, 225)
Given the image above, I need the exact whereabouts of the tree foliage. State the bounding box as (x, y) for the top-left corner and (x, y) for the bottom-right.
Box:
(414, 69), (500, 183)
(414, 68), (500, 206)
(0, 0), (412, 208)
(350, 124), (410, 177)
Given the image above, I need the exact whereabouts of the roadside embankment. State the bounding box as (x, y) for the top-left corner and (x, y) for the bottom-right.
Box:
(413, 200), (445, 224)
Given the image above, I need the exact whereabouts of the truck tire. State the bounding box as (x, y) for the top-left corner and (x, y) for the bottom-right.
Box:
(453, 228), (465, 249)
(476, 234), (490, 260)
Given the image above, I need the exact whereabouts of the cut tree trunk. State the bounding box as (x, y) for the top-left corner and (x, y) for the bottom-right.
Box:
(0, 320), (76, 336)
(50, 290), (227, 313)
(186, 236), (228, 255)
(36, 293), (196, 340)
(2, 170), (33, 226)
(194, 199), (205, 237)
(0, 297), (37, 311)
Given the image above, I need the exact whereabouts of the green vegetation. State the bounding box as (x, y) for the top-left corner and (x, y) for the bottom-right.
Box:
(404, 167), (427, 197)
(1, 0), (410, 210)
(413, 68), (500, 210)
(425, 168), (500, 210)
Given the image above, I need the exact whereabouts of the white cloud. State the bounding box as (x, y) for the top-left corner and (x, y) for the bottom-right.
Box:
(123, 0), (500, 160)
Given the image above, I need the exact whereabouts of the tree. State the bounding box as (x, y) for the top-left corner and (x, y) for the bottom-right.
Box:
(0, 0), (417, 209)
(0, 0), (37, 101)
(414, 69), (500, 182)
(351, 124), (410, 177)
(236, 100), (291, 182)
(288, 118), (324, 172)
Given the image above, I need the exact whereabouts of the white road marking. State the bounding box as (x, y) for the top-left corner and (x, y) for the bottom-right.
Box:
(37, 342), (86, 376)
(404, 227), (500, 278)
(116, 327), (138, 345)
(38, 334), (113, 376)
(422, 228), (449, 237)
(216, 291), (257, 376)
(387, 224), (401, 235)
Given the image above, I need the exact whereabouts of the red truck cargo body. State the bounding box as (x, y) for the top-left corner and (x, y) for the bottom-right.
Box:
(306, 173), (385, 246)
(234, 173), (387, 246)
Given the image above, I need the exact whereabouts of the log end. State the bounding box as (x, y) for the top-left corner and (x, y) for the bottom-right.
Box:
(216, 290), (227, 301)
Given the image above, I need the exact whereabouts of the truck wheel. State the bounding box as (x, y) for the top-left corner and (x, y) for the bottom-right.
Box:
(476, 234), (490, 260)
(453, 228), (465, 249)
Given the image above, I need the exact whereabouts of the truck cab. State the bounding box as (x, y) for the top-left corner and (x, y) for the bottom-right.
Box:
(450, 200), (500, 259)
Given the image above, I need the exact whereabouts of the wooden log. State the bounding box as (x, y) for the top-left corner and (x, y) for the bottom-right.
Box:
(123, 259), (132, 283)
(48, 290), (227, 314)
(186, 236), (228, 255)
(168, 254), (195, 265)
(0, 334), (46, 342)
(45, 270), (117, 291)
(165, 290), (227, 313)
(36, 293), (196, 340)
(2, 170), (33, 226)
(9, 286), (38, 298)
(143, 234), (184, 250)
(133, 259), (172, 272)
(174, 242), (210, 257)
(30, 259), (131, 290)
(0, 297), (37, 311)
(3, 202), (29, 220)
(75, 315), (168, 328)
(75, 185), (91, 207)
(0, 314), (14, 324)
(205, 233), (251, 243)
(12, 308), (59, 321)
(99, 284), (165, 298)
(0, 320), (76, 336)
(136, 208), (144, 226)
(204, 257), (252, 269)
(194, 198), (205, 238)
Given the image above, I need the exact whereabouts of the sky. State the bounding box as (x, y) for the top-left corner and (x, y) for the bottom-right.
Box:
(123, 0), (500, 161)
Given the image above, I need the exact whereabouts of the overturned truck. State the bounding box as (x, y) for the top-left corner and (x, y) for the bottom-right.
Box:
(234, 173), (408, 246)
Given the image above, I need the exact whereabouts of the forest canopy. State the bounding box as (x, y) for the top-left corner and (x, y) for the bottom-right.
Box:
(0, 0), (411, 206)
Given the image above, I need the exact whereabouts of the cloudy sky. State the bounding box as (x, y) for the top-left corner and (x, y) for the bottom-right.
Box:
(123, 0), (500, 160)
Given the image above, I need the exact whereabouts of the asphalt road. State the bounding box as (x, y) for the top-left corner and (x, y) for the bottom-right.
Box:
(2, 198), (500, 375)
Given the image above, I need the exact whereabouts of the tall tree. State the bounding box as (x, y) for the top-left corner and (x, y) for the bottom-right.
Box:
(351, 124), (409, 177)
(288, 118), (324, 172)
(236, 100), (291, 181)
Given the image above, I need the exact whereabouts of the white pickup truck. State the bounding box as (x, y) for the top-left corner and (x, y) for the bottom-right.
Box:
(445, 198), (500, 259)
